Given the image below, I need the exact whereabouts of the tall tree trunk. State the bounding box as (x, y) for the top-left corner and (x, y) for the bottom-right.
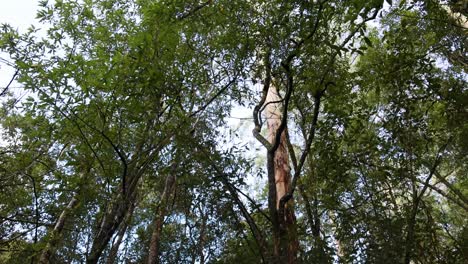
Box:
(404, 182), (419, 264)
(147, 173), (176, 264)
(197, 210), (208, 264)
(266, 85), (290, 210)
(106, 200), (135, 264)
(39, 196), (80, 264)
(87, 197), (128, 263)
(329, 212), (344, 261)
(265, 85), (298, 263)
(403, 146), (444, 264)
(87, 133), (171, 263)
(87, 179), (139, 264)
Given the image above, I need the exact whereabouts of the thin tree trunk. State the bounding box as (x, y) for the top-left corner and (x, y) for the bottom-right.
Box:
(300, 185), (327, 262)
(404, 147), (445, 264)
(404, 201), (418, 264)
(106, 201), (135, 264)
(299, 186), (315, 237)
(265, 85), (298, 263)
(197, 210), (208, 264)
(219, 173), (269, 260)
(147, 173), (176, 264)
(87, 134), (171, 263)
(87, 184), (139, 264)
(39, 196), (80, 264)
(329, 212), (344, 261)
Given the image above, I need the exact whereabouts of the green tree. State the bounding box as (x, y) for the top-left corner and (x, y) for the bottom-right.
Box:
(0, 0), (466, 263)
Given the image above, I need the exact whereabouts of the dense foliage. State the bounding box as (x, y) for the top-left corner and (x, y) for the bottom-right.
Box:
(0, 0), (466, 263)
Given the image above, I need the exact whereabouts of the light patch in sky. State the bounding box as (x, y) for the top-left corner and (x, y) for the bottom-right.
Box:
(0, 1), (39, 146)
(0, 0), (38, 30)
(0, 0), (39, 86)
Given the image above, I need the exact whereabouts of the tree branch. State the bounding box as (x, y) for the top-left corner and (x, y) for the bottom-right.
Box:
(0, 69), (18, 96)
(252, 46), (273, 150)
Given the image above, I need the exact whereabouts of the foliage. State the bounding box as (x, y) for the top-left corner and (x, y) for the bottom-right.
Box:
(0, 0), (466, 263)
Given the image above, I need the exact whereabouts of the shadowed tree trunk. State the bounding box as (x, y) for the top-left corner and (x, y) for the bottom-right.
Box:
(87, 178), (140, 264)
(87, 135), (171, 263)
(404, 183), (419, 264)
(404, 143), (445, 264)
(106, 200), (136, 264)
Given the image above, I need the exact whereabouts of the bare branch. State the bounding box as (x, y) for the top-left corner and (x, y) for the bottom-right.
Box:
(177, 0), (212, 20)
(0, 69), (18, 96)
(252, 46), (273, 150)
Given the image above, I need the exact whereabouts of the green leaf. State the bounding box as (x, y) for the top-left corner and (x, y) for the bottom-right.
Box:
(399, 0), (407, 8)
(364, 36), (373, 47)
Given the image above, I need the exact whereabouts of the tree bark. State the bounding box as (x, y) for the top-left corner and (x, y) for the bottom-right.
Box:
(106, 201), (135, 264)
(87, 136), (172, 262)
(197, 210), (208, 264)
(442, 2), (468, 29)
(266, 85), (291, 210)
(39, 196), (80, 264)
(329, 212), (344, 261)
(87, 198), (128, 263)
(265, 85), (298, 263)
(404, 192), (418, 264)
(404, 147), (445, 264)
(147, 173), (176, 264)
(87, 179), (139, 264)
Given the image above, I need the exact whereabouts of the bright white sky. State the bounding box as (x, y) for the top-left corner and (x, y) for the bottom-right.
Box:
(0, 0), (38, 89)
(0, 0), (38, 29)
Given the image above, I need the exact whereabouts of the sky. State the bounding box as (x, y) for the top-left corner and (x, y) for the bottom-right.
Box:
(0, 0), (38, 28)
(0, 1), (38, 147)
(0, 0), (38, 89)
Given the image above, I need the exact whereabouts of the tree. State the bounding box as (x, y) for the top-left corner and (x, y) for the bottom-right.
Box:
(0, 0), (466, 263)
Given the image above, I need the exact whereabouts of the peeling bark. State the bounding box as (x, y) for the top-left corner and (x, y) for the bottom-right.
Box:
(265, 84), (298, 263)
(266, 86), (291, 209)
